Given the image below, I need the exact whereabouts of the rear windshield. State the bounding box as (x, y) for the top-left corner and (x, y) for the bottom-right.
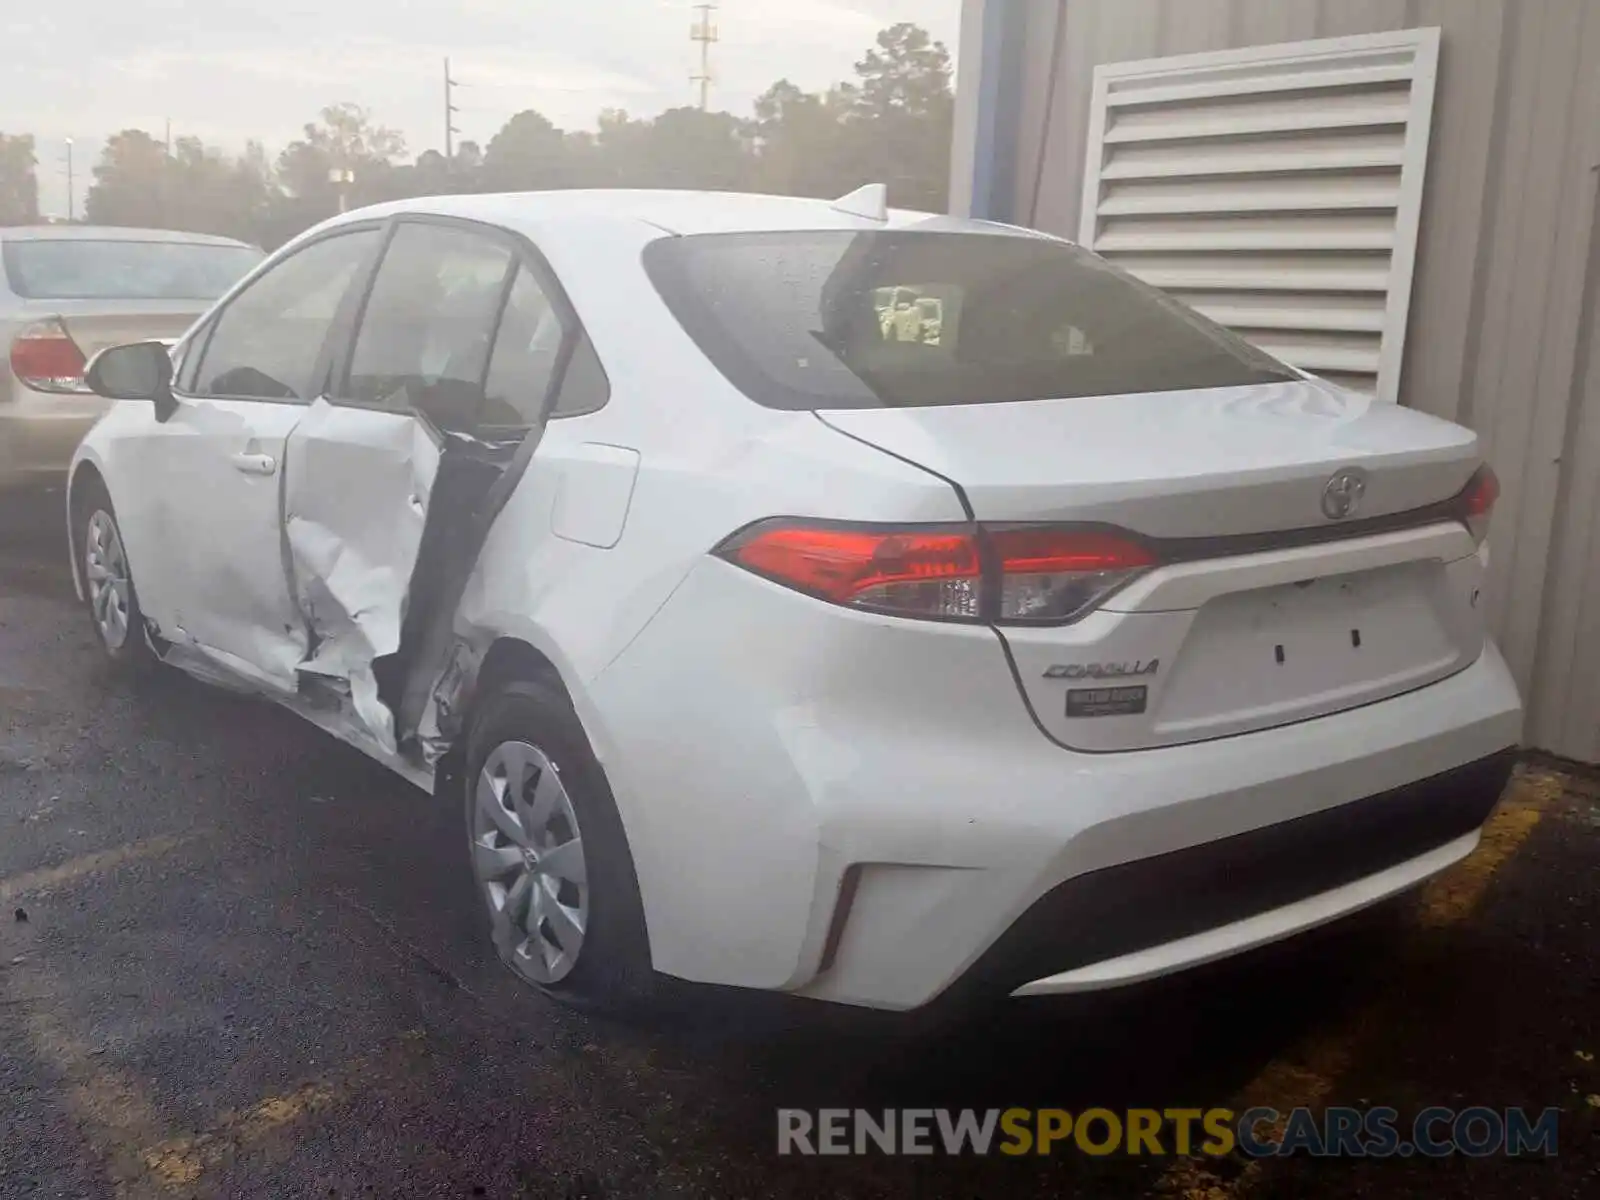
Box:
(643, 230), (1298, 410)
(2, 239), (264, 301)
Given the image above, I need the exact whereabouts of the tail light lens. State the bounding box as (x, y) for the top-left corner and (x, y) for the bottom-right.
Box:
(986, 526), (1156, 622)
(1455, 464), (1499, 546)
(721, 524), (983, 620)
(9, 319), (90, 393)
(715, 521), (1154, 625)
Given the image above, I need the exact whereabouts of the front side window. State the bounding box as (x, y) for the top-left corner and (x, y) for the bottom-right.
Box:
(343, 222), (514, 429)
(190, 229), (380, 401)
(644, 230), (1298, 411)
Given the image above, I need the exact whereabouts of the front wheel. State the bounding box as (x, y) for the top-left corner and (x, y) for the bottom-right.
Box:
(76, 484), (155, 671)
(463, 678), (654, 1012)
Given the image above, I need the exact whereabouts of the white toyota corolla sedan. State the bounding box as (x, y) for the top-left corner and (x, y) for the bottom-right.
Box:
(66, 186), (1522, 1015)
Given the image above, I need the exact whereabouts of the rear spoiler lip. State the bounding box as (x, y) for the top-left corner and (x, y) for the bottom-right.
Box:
(1137, 473), (1485, 564)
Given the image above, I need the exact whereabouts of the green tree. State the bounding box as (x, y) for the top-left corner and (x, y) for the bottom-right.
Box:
(453, 140), (484, 177)
(113, 20), (954, 249)
(573, 107), (752, 191)
(276, 102), (407, 210)
(586, 108), (650, 187)
(751, 80), (846, 198)
(851, 22), (954, 121)
(85, 131), (275, 242)
(837, 22), (955, 211)
(84, 130), (170, 228)
(411, 148), (452, 193)
(631, 107), (753, 191)
(481, 109), (569, 191)
(169, 137), (277, 240)
(0, 133), (39, 225)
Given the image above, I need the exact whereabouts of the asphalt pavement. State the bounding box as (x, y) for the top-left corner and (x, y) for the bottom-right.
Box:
(1, 490), (1596, 1199)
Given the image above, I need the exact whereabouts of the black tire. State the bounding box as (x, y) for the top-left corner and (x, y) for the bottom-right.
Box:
(463, 677), (655, 1013)
(73, 480), (156, 673)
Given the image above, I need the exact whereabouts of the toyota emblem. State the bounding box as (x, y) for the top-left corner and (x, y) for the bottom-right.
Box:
(1321, 468), (1367, 521)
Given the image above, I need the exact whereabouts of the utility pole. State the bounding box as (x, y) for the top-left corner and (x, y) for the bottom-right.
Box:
(162, 120), (171, 222)
(690, 3), (718, 111)
(444, 57), (462, 169)
(63, 139), (74, 222)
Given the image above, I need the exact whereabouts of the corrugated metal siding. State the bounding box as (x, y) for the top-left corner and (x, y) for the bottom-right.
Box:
(1004, 0), (1600, 761)
(1074, 29), (1440, 400)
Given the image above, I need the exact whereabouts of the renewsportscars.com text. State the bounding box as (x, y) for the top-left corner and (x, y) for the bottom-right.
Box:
(776, 1106), (1561, 1158)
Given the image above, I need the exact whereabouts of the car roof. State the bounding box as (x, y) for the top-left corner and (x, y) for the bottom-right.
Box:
(0, 225), (258, 249)
(325, 188), (1056, 241)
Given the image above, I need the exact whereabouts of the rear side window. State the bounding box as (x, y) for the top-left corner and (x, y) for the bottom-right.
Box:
(482, 265), (608, 426)
(2, 239), (263, 301)
(643, 231), (1297, 410)
(481, 265), (563, 426)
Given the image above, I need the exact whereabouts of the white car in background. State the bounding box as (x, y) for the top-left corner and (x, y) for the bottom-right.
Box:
(66, 187), (1521, 1015)
(1, 225), (263, 490)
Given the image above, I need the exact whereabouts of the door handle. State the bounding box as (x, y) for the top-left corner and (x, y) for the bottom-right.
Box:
(230, 452), (277, 476)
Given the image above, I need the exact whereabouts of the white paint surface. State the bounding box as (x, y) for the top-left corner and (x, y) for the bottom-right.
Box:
(550, 443), (640, 550)
(68, 188), (1523, 1012)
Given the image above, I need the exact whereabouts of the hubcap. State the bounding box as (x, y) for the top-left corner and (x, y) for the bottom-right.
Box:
(470, 740), (589, 985)
(84, 509), (132, 651)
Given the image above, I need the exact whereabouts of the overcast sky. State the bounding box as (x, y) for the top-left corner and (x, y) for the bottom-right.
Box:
(5, 0), (961, 219)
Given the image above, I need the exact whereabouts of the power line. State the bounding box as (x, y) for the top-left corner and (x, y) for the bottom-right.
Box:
(690, 3), (719, 111)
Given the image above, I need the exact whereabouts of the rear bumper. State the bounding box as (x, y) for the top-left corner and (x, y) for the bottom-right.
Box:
(587, 560), (1523, 1012)
(997, 748), (1513, 999)
(0, 387), (106, 489)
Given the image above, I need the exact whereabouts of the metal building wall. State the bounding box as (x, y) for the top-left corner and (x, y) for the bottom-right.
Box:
(983, 0), (1600, 762)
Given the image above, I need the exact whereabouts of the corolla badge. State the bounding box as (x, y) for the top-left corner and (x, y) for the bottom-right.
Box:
(1043, 660), (1159, 680)
(1321, 467), (1368, 521)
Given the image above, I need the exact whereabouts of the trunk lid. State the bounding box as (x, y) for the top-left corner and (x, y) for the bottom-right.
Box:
(46, 300), (208, 357)
(818, 381), (1490, 751)
(817, 380), (1479, 536)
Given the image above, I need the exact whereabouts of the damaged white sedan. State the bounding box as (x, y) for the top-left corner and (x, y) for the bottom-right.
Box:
(67, 188), (1521, 1015)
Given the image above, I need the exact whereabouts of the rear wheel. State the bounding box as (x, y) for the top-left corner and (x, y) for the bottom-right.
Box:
(463, 678), (654, 1011)
(75, 483), (155, 671)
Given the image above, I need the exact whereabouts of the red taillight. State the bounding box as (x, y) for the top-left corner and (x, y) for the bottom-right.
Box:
(1456, 464), (1499, 546)
(987, 526), (1156, 623)
(722, 523), (983, 619)
(716, 521), (1155, 624)
(9, 319), (89, 393)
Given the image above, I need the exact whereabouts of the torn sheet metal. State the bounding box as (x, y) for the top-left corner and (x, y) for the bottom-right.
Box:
(392, 423), (552, 766)
(282, 398), (441, 753)
(412, 636), (483, 765)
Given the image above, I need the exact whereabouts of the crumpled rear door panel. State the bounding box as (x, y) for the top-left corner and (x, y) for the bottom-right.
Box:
(282, 398), (442, 749)
(279, 398), (531, 758)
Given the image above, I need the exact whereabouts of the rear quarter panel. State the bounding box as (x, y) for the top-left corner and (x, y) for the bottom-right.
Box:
(442, 224), (971, 976)
(448, 218), (970, 695)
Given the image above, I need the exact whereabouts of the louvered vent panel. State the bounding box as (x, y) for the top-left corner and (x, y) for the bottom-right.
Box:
(1078, 30), (1441, 401)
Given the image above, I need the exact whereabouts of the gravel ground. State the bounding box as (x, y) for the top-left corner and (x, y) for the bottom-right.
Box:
(1, 491), (1595, 1199)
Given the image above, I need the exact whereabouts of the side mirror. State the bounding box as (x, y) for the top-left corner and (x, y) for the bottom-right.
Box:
(84, 341), (177, 420)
